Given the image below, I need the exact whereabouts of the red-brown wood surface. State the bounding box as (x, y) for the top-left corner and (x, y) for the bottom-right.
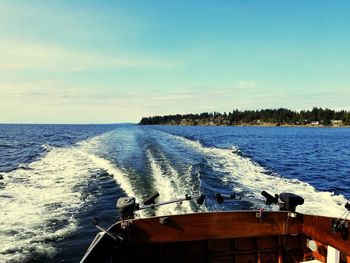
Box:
(115, 211), (303, 244)
(83, 211), (350, 262)
(303, 214), (350, 256)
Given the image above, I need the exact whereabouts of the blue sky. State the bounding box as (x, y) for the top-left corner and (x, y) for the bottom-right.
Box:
(1, 0), (349, 123)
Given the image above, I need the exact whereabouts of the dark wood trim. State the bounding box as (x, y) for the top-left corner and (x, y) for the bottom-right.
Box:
(302, 214), (350, 256)
(83, 211), (350, 262)
(114, 211), (303, 244)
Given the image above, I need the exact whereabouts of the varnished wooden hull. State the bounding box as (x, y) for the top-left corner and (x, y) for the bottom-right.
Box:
(81, 211), (350, 263)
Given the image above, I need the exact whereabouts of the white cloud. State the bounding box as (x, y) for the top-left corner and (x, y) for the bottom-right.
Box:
(0, 40), (179, 73)
(3, 77), (348, 124)
(237, 80), (256, 89)
(0, 80), (102, 105)
(0, 63), (29, 70)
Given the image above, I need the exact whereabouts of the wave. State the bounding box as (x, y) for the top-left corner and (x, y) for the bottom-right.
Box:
(41, 143), (55, 152)
(80, 129), (206, 216)
(2, 126), (348, 261)
(16, 163), (34, 171)
(171, 134), (348, 217)
(146, 150), (196, 215)
(0, 144), (105, 262)
(78, 151), (138, 199)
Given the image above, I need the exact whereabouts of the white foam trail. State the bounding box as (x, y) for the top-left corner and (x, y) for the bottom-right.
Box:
(0, 146), (101, 262)
(78, 130), (116, 151)
(78, 133), (146, 216)
(41, 143), (55, 151)
(157, 151), (208, 213)
(158, 150), (195, 194)
(0, 130), (148, 262)
(166, 161), (207, 213)
(79, 151), (136, 198)
(147, 150), (178, 215)
(173, 135), (348, 217)
(81, 129), (198, 218)
(147, 150), (194, 215)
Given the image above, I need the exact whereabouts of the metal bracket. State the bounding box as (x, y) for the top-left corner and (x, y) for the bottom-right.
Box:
(256, 208), (263, 222)
(159, 217), (169, 225)
(121, 220), (133, 230)
(331, 219), (349, 240)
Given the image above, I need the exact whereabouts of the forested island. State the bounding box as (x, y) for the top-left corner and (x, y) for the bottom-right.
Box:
(139, 107), (350, 127)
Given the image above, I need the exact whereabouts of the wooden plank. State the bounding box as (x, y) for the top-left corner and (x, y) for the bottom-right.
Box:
(302, 214), (350, 256)
(114, 211), (303, 244)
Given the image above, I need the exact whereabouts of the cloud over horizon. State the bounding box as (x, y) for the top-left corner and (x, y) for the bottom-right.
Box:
(1, 1), (350, 123)
(0, 40), (179, 73)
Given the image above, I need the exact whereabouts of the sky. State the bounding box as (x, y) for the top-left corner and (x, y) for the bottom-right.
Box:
(0, 0), (349, 124)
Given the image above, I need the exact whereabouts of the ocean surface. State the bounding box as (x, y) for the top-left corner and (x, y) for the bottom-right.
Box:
(0, 124), (350, 262)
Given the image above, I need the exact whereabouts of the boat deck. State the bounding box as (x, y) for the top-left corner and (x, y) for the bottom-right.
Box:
(81, 211), (350, 263)
(113, 235), (304, 263)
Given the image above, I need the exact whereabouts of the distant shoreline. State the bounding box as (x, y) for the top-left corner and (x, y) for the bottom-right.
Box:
(141, 122), (349, 128)
(139, 108), (350, 128)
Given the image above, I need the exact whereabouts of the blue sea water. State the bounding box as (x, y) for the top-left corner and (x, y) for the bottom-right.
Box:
(0, 124), (349, 262)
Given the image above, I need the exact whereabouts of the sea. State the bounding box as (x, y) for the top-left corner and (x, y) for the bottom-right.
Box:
(0, 124), (350, 262)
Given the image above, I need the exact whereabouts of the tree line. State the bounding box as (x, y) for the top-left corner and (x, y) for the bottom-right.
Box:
(139, 107), (350, 126)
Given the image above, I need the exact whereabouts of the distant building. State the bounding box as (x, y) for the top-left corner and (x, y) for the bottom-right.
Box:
(331, 120), (343, 125)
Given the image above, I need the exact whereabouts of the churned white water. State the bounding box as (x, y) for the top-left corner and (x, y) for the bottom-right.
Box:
(146, 150), (194, 215)
(1, 127), (348, 262)
(173, 134), (348, 217)
(0, 132), (141, 262)
(0, 145), (100, 262)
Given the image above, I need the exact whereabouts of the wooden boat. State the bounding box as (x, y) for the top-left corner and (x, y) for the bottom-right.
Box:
(80, 192), (350, 263)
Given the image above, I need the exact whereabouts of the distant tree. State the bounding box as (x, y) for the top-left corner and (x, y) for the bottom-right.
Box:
(138, 107), (349, 126)
(320, 108), (334, 125)
(344, 112), (350, 125)
(310, 107), (319, 121)
(333, 110), (344, 120)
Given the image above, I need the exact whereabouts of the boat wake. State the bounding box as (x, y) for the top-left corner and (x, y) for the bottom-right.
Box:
(0, 131), (140, 262)
(1, 126), (348, 262)
(146, 149), (194, 215)
(0, 144), (103, 262)
(170, 133), (347, 217)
